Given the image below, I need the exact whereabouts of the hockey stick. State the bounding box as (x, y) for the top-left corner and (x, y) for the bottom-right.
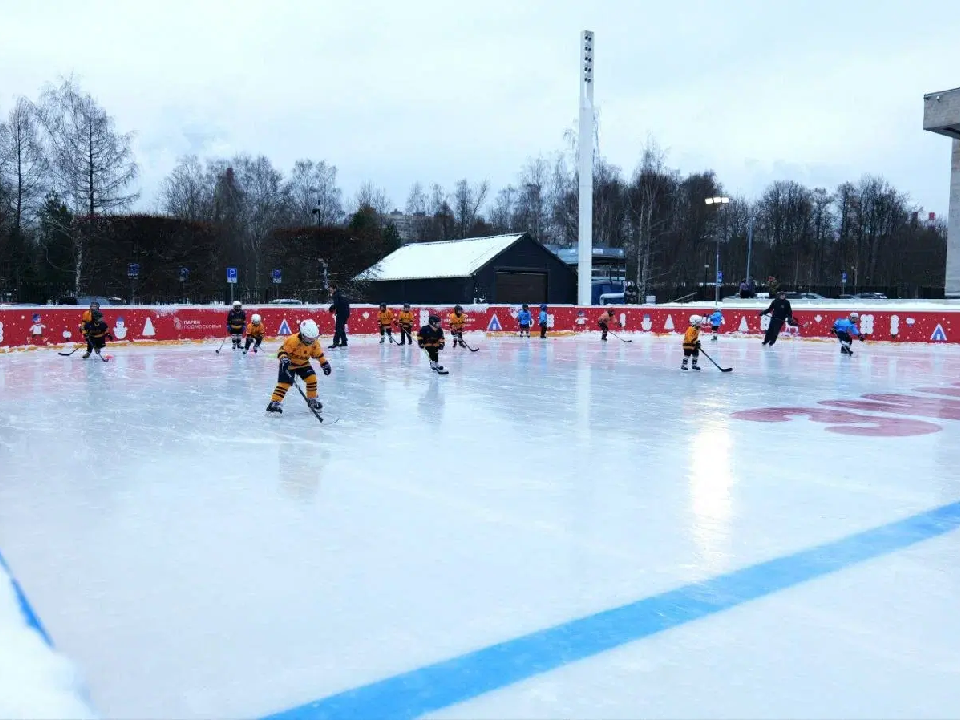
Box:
(292, 377), (324, 423)
(214, 337), (227, 354)
(609, 329), (632, 343)
(698, 347), (732, 373)
(421, 347), (449, 374)
(456, 334), (479, 352)
(58, 343), (84, 356)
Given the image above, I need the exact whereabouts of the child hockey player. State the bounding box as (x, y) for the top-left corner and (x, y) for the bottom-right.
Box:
(243, 314), (265, 354)
(833, 312), (864, 355)
(266, 319), (332, 414)
(538, 304), (548, 338)
(227, 301), (246, 350)
(78, 301), (100, 356)
(377, 303), (395, 343)
(597, 308), (619, 341)
(708, 308), (723, 340)
(418, 314), (448, 374)
(448, 305), (467, 348)
(681, 315), (702, 371)
(81, 308), (112, 359)
(397, 303), (415, 345)
(517, 304), (532, 337)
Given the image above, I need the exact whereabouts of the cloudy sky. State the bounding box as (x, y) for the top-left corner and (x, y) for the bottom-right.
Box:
(2, 0), (958, 215)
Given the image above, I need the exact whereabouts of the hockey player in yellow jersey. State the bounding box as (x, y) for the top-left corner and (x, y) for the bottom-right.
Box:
(267, 319), (332, 414)
(681, 315), (702, 371)
(397, 303), (415, 345)
(377, 303), (395, 344)
(243, 314), (265, 354)
(448, 304), (467, 348)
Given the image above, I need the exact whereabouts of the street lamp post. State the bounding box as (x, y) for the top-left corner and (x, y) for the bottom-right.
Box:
(705, 196), (730, 304)
(746, 215), (755, 288)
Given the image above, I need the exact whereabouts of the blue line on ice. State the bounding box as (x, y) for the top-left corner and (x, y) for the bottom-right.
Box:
(0, 546), (53, 646)
(263, 500), (960, 720)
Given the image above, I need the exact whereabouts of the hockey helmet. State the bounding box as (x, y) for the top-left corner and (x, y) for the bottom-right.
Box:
(380, 302), (387, 309)
(299, 319), (319, 341)
(233, 300), (241, 308)
(428, 314), (441, 325)
(849, 312), (859, 320)
(251, 313), (261, 324)
(454, 304), (463, 313)
(689, 314), (703, 326)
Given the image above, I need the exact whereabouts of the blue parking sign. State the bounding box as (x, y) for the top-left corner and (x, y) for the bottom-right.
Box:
(841, 272), (847, 283)
(227, 267), (237, 284)
(716, 270), (723, 283)
(272, 269), (282, 284)
(127, 263), (139, 279)
(179, 267), (189, 282)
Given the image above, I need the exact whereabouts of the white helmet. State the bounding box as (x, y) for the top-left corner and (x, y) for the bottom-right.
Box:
(690, 314), (703, 326)
(233, 300), (241, 308)
(299, 319), (319, 341)
(849, 312), (859, 320)
(251, 313), (261, 324)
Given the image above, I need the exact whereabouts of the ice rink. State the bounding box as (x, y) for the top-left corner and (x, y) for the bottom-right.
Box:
(2, 333), (960, 719)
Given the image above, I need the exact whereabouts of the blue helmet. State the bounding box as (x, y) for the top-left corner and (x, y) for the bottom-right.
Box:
(539, 303), (547, 310)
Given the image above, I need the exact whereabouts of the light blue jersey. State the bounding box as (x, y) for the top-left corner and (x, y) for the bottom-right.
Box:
(833, 318), (860, 336)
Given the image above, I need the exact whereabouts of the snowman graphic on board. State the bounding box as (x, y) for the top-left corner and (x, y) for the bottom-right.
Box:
(113, 316), (128, 339)
(641, 313), (652, 331)
(29, 313), (45, 341)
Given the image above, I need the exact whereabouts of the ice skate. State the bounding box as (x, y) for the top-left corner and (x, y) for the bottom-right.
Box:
(266, 401), (282, 414)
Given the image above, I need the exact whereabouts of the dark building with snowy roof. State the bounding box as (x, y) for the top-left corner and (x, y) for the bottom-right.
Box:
(355, 233), (577, 305)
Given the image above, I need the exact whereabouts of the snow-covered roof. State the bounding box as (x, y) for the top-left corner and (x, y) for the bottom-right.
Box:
(356, 234), (525, 282)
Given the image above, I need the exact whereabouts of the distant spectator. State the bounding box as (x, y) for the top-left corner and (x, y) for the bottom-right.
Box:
(739, 280), (750, 299)
(327, 284), (350, 348)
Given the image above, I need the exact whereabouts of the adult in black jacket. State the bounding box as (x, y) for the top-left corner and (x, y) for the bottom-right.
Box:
(327, 285), (350, 348)
(759, 291), (794, 346)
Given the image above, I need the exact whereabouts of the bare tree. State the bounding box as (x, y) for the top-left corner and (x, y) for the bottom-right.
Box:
(450, 179), (489, 238)
(286, 159), (343, 226)
(353, 181), (391, 222)
(0, 98), (49, 231)
(39, 78), (139, 217)
(161, 155), (213, 222)
(489, 185), (516, 233)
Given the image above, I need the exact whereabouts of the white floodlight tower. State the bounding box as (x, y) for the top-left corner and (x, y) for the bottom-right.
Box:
(578, 30), (595, 305)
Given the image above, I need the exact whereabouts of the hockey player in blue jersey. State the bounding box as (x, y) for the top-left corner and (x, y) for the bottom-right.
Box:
(708, 309), (723, 341)
(517, 304), (532, 337)
(833, 312), (864, 355)
(538, 304), (548, 339)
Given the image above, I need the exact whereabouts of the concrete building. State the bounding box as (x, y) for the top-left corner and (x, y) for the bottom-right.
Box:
(923, 86), (960, 298)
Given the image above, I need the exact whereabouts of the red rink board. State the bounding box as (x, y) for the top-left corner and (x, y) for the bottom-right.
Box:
(0, 304), (956, 349)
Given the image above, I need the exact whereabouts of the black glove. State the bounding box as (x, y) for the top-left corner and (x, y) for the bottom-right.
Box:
(859, 335), (865, 342)
(321, 362), (332, 376)
(279, 357), (290, 372)
(695, 340), (701, 350)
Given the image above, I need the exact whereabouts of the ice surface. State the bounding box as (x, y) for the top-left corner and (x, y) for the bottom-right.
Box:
(0, 560), (96, 719)
(355, 234), (523, 281)
(1, 334), (959, 718)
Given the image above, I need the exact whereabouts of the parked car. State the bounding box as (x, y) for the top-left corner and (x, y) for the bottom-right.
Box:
(268, 298), (304, 305)
(57, 295), (126, 305)
(853, 292), (888, 300)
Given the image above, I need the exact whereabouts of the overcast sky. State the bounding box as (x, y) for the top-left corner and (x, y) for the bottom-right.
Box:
(2, 0), (959, 216)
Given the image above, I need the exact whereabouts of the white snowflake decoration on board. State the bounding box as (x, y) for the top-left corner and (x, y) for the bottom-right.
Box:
(890, 315), (900, 335)
(0, 321), (3, 343)
(760, 314), (771, 331)
(859, 314), (874, 334)
(664, 314), (674, 331)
